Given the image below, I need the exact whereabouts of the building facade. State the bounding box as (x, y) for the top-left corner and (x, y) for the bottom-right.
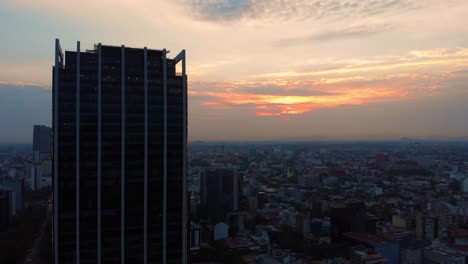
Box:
(53, 40), (188, 264)
(351, 250), (386, 264)
(0, 187), (15, 231)
(0, 177), (22, 211)
(30, 165), (42, 191)
(32, 125), (52, 190)
(200, 166), (239, 221)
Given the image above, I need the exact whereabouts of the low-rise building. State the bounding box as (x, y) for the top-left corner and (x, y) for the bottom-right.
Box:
(351, 250), (386, 264)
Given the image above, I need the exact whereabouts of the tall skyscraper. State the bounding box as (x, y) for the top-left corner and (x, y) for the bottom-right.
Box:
(53, 39), (187, 263)
(33, 125), (51, 159)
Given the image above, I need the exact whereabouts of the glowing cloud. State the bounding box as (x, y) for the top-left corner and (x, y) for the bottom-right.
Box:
(191, 48), (465, 119)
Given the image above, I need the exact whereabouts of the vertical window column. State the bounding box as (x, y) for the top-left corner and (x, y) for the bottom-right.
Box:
(162, 49), (168, 264)
(53, 38), (61, 264)
(121, 45), (126, 264)
(76, 41), (81, 264)
(97, 43), (102, 264)
(144, 47), (148, 264)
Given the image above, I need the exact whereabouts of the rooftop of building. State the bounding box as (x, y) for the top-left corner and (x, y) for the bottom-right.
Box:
(60, 42), (183, 63)
(90, 43), (167, 53)
(353, 250), (386, 260)
(343, 232), (395, 246)
(380, 224), (410, 234)
(331, 203), (347, 209)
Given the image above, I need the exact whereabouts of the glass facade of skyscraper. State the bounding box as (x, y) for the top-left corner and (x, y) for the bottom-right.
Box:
(53, 40), (187, 264)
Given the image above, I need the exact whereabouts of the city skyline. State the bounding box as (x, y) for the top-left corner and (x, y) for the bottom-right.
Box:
(2, 0), (468, 142)
(2, 2), (468, 263)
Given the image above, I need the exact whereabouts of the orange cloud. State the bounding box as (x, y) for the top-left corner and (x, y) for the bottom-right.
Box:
(252, 58), (468, 79)
(193, 71), (453, 118)
(190, 47), (466, 120)
(200, 101), (232, 109)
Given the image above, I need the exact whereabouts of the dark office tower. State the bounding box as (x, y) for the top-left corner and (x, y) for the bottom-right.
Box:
(33, 125), (51, 158)
(200, 166), (238, 221)
(53, 39), (188, 264)
(331, 201), (376, 242)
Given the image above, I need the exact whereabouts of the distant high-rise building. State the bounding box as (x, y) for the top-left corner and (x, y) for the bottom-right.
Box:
(374, 153), (389, 170)
(416, 212), (438, 241)
(32, 125), (51, 191)
(30, 165), (42, 191)
(30, 159), (52, 191)
(53, 40), (187, 263)
(200, 166), (238, 221)
(33, 125), (51, 158)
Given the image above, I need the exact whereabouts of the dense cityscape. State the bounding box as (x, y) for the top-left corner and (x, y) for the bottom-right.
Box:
(188, 140), (468, 263)
(2, 135), (468, 263)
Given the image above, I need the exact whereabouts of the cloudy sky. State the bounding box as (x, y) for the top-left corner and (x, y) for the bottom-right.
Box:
(1, 0), (468, 142)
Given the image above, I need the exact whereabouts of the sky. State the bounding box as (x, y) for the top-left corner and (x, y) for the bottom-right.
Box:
(1, 0), (468, 142)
